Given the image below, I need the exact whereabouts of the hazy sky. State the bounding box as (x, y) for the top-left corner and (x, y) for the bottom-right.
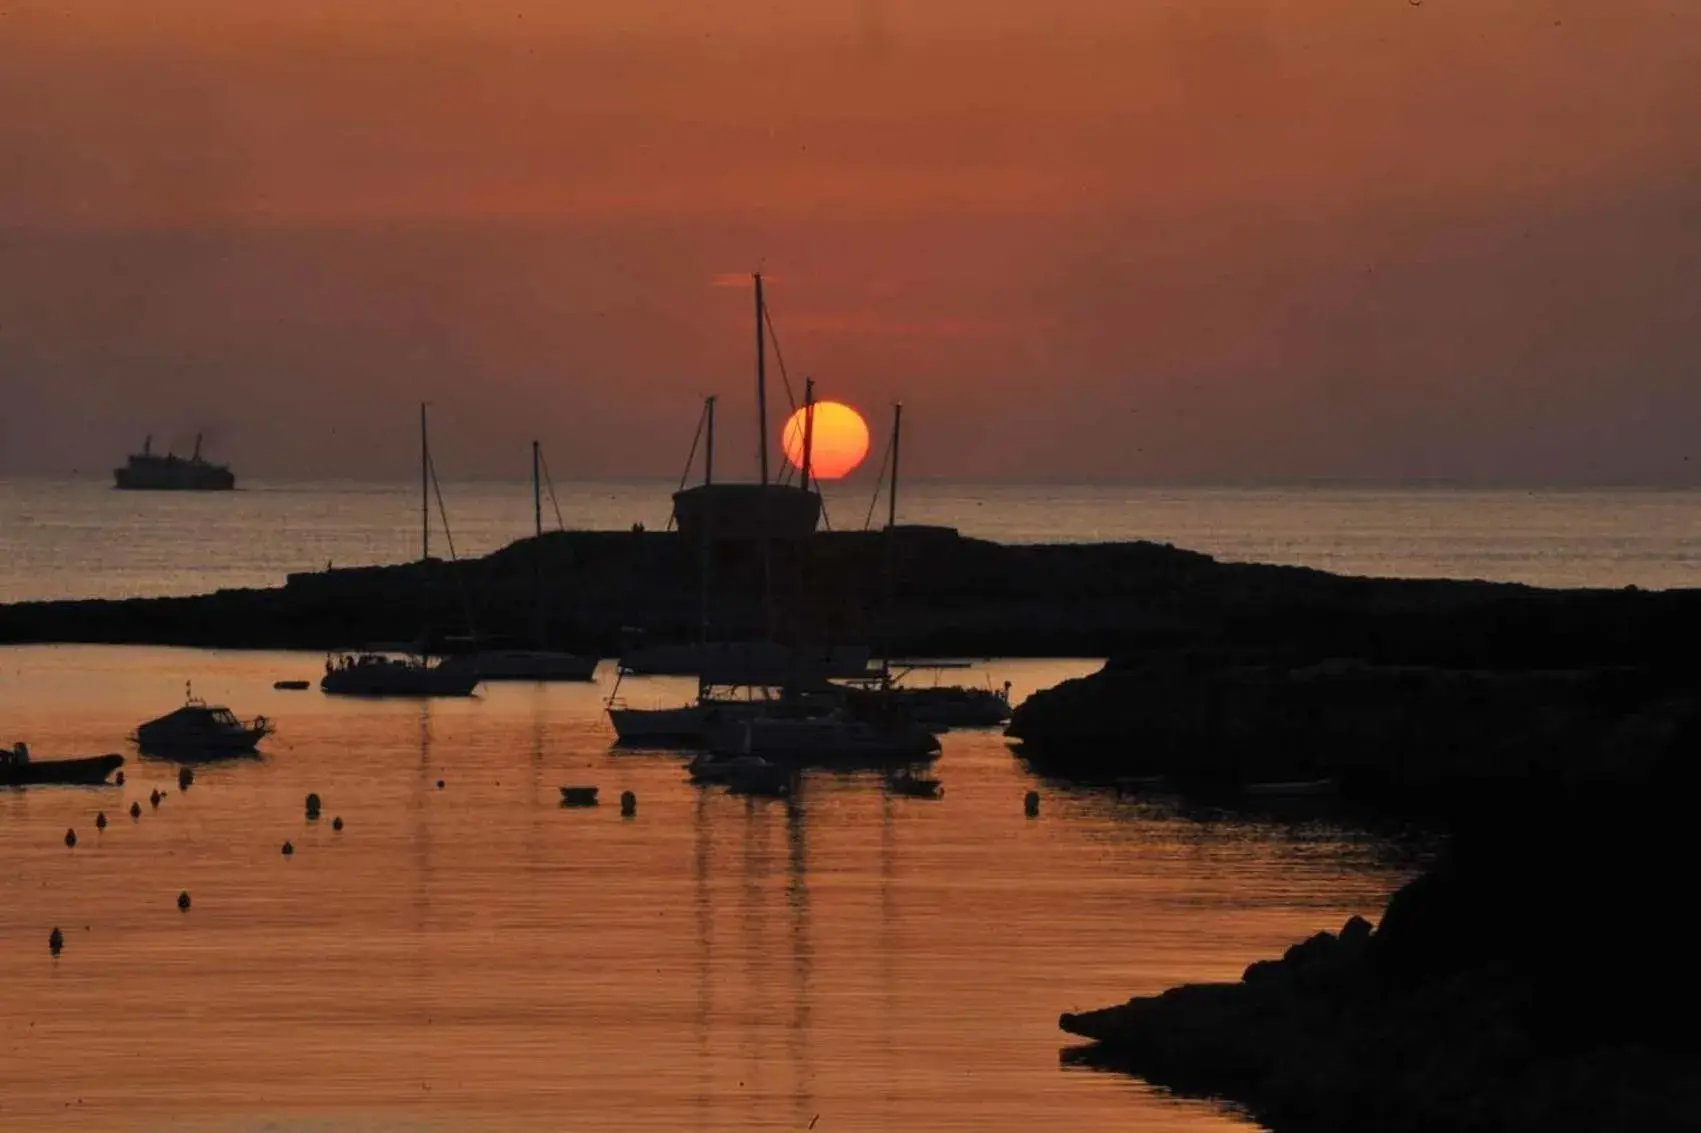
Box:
(2, 1), (1698, 483)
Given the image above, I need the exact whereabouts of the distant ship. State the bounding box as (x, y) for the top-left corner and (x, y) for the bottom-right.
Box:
(113, 434), (235, 491)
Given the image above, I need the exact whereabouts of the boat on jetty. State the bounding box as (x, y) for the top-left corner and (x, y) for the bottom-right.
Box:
(135, 685), (273, 756)
(668, 273), (820, 546)
(1, 743), (124, 787)
(113, 434), (235, 491)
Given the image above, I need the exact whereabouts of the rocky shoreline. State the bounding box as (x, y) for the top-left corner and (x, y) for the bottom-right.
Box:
(1059, 732), (1701, 1133)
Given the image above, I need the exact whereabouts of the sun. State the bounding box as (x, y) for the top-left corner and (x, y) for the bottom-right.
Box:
(781, 401), (870, 480)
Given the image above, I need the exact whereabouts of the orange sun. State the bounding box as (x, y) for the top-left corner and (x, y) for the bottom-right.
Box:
(781, 401), (870, 480)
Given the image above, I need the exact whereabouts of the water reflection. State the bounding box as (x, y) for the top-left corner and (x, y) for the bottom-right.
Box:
(786, 792), (814, 1128)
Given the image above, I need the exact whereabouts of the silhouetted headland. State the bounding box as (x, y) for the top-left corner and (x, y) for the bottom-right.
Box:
(4, 527), (1699, 666)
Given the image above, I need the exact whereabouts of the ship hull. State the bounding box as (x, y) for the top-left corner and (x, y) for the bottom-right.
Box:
(114, 468), (236, 491)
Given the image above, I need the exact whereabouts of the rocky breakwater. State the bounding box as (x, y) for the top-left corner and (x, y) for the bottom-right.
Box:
(1059, 754), (1701, 1131)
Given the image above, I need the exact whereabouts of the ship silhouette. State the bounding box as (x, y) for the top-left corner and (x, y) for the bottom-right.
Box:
(113, 434), (235, 491)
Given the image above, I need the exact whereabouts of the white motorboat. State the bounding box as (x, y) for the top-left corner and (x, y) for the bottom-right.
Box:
(135, 688), (273, 756)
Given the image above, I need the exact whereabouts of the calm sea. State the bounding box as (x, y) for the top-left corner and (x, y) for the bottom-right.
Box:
(0, 478), (1680, 1130)
(0, 650), (1417, 1132)
(0, 476), (1699, 604)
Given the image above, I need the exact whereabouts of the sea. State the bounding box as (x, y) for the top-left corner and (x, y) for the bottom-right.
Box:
(0, 478), (1693, 1131)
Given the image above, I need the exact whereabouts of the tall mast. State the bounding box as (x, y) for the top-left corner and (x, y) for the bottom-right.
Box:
(704, 395), (717, 486)
(755, 272), (769, 486)
(420, 402), (430, 563)
(800, 378), (816, 493)
(888, 402), (903, 529)
(532, 440), (542, 539)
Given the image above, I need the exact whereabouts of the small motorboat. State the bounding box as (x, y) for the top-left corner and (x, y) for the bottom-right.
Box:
(886, 770), (943, 799)
(135, 687), (273, 757)
(1, 743), (124, 787)
(686, 753), (794, 796)
(273, 680), (310, 691)
(559, 786), (600, 807)
(1243, 777), (1339, 798)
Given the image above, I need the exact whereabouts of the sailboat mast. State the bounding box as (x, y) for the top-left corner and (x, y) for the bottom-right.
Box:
(420, 402), (430, 562)
(888, 402), (903, 530)
(704, 396), (717, 486)
(755, 272), (769, 486)
(801, 378), (816, 493)
(532, 440), (542, 539)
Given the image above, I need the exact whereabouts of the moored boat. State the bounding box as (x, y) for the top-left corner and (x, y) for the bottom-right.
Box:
(321, 651), (481, 697)
(1, 744), (124, 787)
(135, 687), (272, 756)
(707, 712), (941, 767)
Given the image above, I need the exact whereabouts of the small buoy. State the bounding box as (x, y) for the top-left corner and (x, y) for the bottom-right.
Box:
(332, 816), (344, 832)
(305, 792), (321, 817)
(1024, 790), (1040, 817)
(178, 767), (194, 790)
(95, 812), (107, 831)
(64, 828), (77, 848)
(282, 841), (294, 857)
(49, 927), (63, 955)
(177, 891), (191, 911)
(150, 789), (162, 808)
(130, 801), (142, 819)
(620, 790), (637, 817)
(436, 779), (445, 790)
(115, 770), (125, 786)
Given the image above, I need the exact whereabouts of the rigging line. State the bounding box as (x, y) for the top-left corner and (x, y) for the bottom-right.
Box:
(539, 451), (567, 532)
(863, 426), (896, 531)
(667, 400), (709, 532)
(761, 300), (798, 414)
(427, 449), (479, 641)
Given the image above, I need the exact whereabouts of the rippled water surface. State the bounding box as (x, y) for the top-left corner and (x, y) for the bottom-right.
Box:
(1, 477), (1698, 602)
(0, 650), (1418, 1131)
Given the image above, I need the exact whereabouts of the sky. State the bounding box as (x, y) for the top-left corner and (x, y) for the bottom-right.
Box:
(1, 0), (1698, 484)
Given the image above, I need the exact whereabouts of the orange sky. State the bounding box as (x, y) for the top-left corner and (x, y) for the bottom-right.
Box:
(2, 1), (1699, 482)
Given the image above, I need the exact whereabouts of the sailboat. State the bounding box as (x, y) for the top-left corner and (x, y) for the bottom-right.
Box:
(321, 404), (482, 697)
(606, 394), (841, 745)
(842, 404), (1012, 730)
(470, 441), (599, 682)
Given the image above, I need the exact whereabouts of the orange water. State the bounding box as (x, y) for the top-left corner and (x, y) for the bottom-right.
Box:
(1, 649), (1413, 1131)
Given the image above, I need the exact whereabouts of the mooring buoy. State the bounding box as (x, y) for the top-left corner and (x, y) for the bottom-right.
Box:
(1024, 790), (1040, 817)
(282, 841), (294, 857)
(178, 767), (194, 790)
(95, 812), (107, 831)
(620, 790), (637, 817)
(150, 789), (162, 808)
(177, 891), (191, 911)
(115, 771), (125, 786)
(64, 828), (77, 848)
(49, 927), (64, 955)
(436, 779), (445, 790)
(332, 816), (344, 832)
(130, 801), (142, 819)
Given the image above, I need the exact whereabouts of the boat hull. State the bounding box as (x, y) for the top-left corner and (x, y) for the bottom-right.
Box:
(706, 717), (941, 767)
(474, 651), (598, 682)
(321, 660), (480, 697)
(0, 753), (124, 787)
(608, 701), (764, 745)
